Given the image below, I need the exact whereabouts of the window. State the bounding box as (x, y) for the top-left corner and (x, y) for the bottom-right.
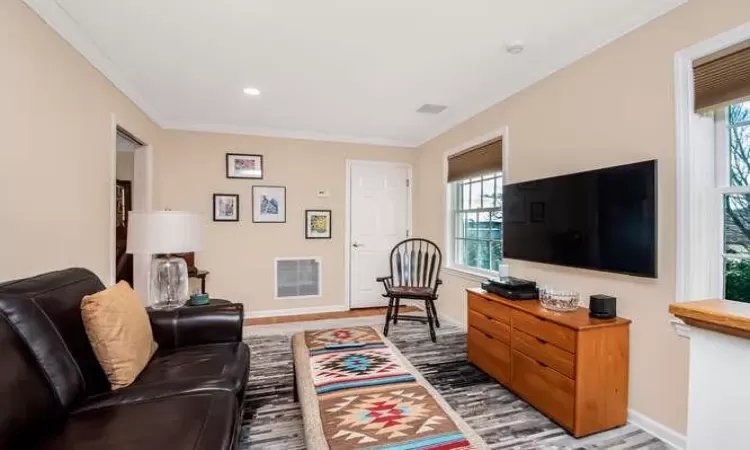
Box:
(718, 101), (750, 302)
(676, 35), (750, 305)
(452, 172), (503, 272)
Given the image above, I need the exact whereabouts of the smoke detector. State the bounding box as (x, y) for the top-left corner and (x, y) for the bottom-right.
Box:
(416, 104), (448, 114)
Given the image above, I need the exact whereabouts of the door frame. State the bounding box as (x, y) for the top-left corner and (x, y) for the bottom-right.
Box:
(345, 159), (413, 310)
(109, 115), (153, 303)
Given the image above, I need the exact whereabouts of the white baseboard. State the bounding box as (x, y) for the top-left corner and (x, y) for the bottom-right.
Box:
(247, 304), (349, 318)
(628, 409), (686, 449)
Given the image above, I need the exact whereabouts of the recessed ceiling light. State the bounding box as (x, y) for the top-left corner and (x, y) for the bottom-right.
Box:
(506, 42), (525, 55)
(243, 87), (261, 96)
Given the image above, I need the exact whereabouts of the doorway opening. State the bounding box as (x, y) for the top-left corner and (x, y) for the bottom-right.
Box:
(114, 127), (143, 286)
(111, 122), (153, 303)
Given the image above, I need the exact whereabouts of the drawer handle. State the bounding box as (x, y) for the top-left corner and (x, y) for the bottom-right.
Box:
(535, 337), (546, 345)
(484, 313), (494, 321)
(482, 331), (494, 340)
(537, 360), (548, 368)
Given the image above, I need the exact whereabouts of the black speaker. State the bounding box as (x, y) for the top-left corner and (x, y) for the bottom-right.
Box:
(589, 294), (616, 319)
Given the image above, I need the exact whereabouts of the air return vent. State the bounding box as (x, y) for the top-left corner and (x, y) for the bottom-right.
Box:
(416, 104), (448, 114)
(275, 257), (322, 299)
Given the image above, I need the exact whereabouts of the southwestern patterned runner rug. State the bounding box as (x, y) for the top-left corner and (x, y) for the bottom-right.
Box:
(292, 326), (487, 449)
(241, 321), (671, 449)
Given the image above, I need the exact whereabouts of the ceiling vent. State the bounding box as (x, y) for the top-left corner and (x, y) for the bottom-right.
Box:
(416, 104), (448, 114)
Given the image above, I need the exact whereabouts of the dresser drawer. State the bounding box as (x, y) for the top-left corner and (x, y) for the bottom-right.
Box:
(512, 329), (575, 378)
(468, 293), (510, 324)
(468, 326), (510, 385)
(468, 310), (510, 344)
(512, 310), (576, 353)
(511, 350), (575, 430)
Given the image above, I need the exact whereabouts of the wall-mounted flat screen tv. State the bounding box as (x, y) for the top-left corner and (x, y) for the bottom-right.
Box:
(503, 160), (657, 278)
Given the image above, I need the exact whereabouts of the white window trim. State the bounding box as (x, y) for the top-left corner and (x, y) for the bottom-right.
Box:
(675, 23), (750, 303)
(443, 127), (510, 279)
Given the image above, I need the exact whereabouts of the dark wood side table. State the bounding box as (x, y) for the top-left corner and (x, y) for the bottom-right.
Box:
(185, 298), (230, 308)
(146, 298), (230, 312)
(189, 270), (209, 295)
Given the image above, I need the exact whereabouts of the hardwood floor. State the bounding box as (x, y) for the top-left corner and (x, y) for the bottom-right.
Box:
(244, 305), (421, 326)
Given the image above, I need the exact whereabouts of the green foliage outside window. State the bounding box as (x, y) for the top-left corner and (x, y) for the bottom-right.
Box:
(455, 173), (503, 272)
(725, 259), (750, 303)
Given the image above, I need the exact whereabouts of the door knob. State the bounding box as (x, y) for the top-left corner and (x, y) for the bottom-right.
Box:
(352, 242), (364, 248)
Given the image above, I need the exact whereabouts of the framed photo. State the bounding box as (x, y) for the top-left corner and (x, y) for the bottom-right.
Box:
(305, 210), (332, 239)
(213, 194), (239, 222)
(252, 186), (286, 223)
(226, 153), (263, 179)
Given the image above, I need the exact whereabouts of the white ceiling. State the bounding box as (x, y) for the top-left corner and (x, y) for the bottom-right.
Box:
(29, 0), (685, 147)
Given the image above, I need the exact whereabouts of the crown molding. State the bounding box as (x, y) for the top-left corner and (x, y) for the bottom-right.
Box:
(23, 0), (418, 148)
(24, 0), (685, 150)
(23, 0), (168, 127)
(414, 0), (687, 148)
(162, 121), (419, 148)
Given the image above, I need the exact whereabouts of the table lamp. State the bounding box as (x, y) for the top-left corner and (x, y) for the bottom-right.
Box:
(127, 211), (202, 309)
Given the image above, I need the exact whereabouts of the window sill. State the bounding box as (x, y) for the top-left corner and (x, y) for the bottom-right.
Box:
(442, 265), (495, 283)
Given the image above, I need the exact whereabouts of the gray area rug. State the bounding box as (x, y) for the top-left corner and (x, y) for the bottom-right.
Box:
(240, 321), (671, 449)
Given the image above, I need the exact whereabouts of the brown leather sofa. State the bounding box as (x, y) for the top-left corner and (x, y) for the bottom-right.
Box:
(0, 268), (249, 450)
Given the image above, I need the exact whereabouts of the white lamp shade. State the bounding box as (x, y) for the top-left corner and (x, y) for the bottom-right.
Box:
(127, 211), (202, 254)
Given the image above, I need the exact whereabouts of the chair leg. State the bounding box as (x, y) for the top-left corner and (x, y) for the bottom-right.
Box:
(429, 300), (440, 328)
(292, 358), (299, 402)
(383, 298), (394, 336)
(424, 300), (437, 343)
(393, 299), (401, 324)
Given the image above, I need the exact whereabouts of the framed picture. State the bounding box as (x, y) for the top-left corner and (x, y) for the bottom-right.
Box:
(305, 210), (332, 239)
(213, 194), (239, 222)
(252, 186), (286, 223)
(226, 153), (263, 179)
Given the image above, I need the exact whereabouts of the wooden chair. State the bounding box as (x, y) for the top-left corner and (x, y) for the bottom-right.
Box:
(377, 238), (443, 342)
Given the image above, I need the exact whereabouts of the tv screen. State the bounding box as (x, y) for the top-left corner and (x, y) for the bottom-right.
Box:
(503, 160), (657, 278)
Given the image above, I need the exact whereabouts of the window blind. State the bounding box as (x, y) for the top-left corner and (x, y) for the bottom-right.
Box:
(694, 40), (750, 112)
(447, 137), (502, 183)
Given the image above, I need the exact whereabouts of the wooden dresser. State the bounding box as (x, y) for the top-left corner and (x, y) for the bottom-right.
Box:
(467, 288), (631, 437)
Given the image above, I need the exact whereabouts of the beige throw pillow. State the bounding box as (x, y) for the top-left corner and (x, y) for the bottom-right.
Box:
(81, 281), (157, 390)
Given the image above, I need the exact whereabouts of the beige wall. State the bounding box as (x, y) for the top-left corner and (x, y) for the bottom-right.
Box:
(0, 0), (414, 314)
(7, 0), (750, 434)
(415, 0), (750, 434)
(0, 0), (160, 283)
(153, 130), (414, 314)
(116, 151), (135, 181)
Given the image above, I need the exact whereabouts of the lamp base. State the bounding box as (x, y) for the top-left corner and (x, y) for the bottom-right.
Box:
(149, 301), (184, 311)
(150, 255), (189, 310)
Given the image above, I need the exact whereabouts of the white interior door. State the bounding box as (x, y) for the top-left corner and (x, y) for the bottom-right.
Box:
(349, 161), (410, 308)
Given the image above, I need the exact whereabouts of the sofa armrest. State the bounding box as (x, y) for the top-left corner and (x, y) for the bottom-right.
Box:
(148, 303), (244, 349)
